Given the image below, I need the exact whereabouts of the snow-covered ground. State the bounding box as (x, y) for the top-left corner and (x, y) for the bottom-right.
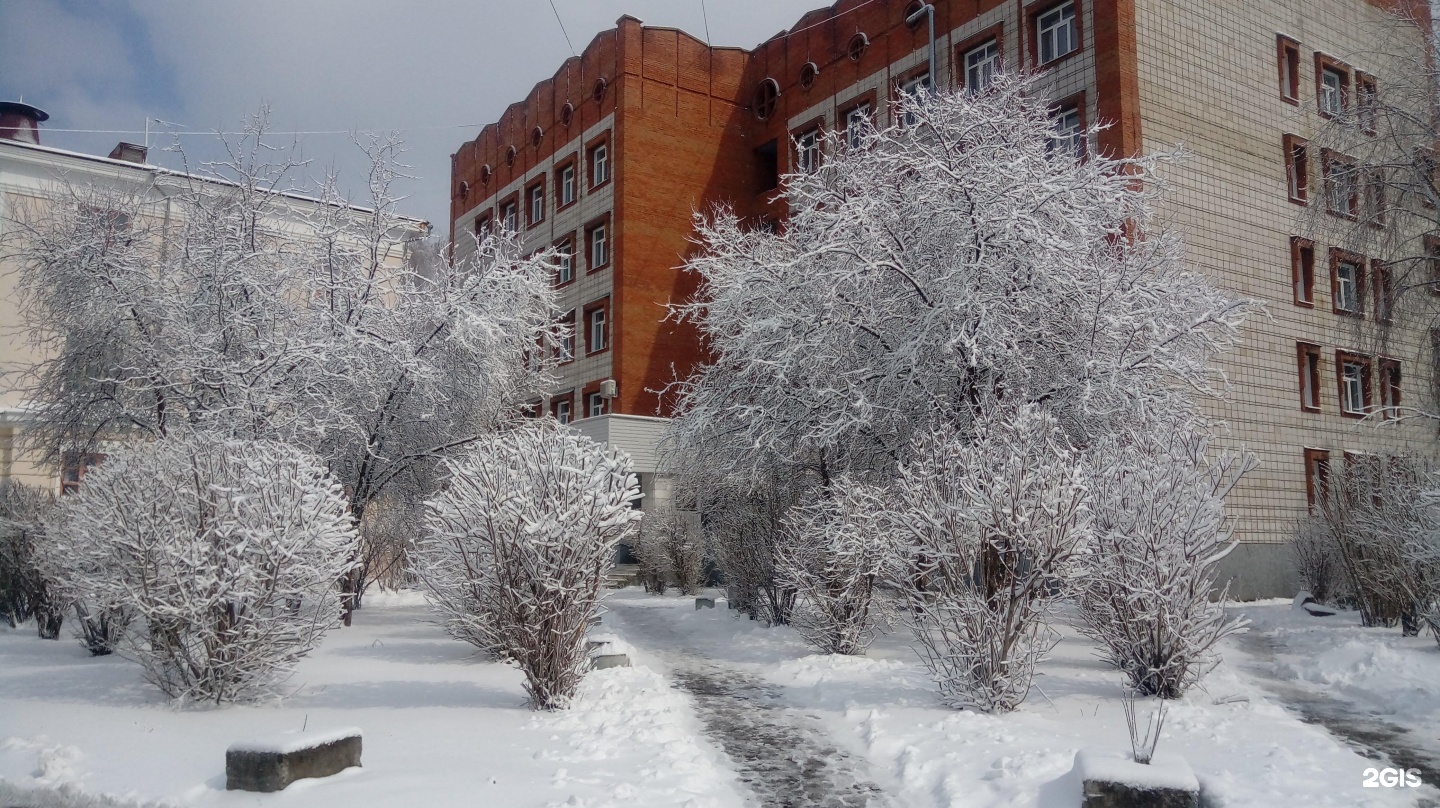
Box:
(3, 589), (1438, 807)
(0, 590), (744, 808)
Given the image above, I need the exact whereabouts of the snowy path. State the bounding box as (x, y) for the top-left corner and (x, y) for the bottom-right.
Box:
(606, 595), (894, 808)
(1234, 605), (1440, 804)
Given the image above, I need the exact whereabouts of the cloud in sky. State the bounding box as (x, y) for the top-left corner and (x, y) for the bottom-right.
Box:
(0, 0), (824, 228)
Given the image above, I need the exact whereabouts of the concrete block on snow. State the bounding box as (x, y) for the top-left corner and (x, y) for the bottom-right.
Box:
(226, 727), (362, 792)
(1074, 749), (1199, 808)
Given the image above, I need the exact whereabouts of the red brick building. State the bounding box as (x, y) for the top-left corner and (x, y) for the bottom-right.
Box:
(451, 0), (1432, 596)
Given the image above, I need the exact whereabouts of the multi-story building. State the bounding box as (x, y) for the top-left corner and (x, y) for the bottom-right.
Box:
(0, 101), (429, 493)
(448, 0), (1433, 597)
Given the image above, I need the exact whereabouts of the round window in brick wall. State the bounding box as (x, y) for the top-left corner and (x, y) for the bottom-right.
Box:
(799, 61), (818, 90)
(505, 146), (516, 167)
(593, 78), (608, 104)
(531, 126), (544, 148)
(753, 78), (780, 121)
(457, 180), (469, 200)
(847, 32), (870, 62)
(560, 102), (574, 128)
(479, 164), (492, 185)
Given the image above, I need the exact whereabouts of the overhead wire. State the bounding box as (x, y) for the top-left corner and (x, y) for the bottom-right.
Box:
(548, 0), (579, 57)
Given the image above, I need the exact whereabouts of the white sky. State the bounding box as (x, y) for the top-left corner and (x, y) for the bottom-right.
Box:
(0, 0), (824, 228)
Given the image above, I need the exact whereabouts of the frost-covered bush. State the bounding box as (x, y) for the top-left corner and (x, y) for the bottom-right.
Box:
(891, 407), (1090, 713)
(418, 421), (642, 710)
(1292, 516), (1349, 606)
(38, 434), (359, 703)
(71, 600), (131, 656)
(777, 478), (890, 655)
(0, 480), (60, 638)
(694, 470), (806, 626)
(633, 507), (705, 595)
(1081, 424), (1253, 698)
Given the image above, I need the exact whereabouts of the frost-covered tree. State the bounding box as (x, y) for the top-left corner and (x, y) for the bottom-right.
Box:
(418, 421), (642, 710)
(0, 480), (59, 637)
(1081, 419), (1255, 698)
(1, 110), (561, 619)
(633, 506), (705, 595)
(668, 77), (1248, 487)
(777, 477), (890, 655)
(37, 433), (359, 703)
(891, 406), (1091, 713)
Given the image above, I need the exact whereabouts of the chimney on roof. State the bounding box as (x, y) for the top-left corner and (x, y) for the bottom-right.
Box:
(108, 142), (148, 163)
(0, 101), (49, 145)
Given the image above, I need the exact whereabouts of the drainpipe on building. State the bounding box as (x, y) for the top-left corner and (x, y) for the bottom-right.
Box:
(905, 2), (937, 91)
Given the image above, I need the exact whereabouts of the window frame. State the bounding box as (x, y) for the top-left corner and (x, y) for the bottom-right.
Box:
(1304, 448), (1331, 509)
(1378, 358), (1401, 419)
(555, 157), (578, 207)
(791, 119), (824, 174)
(583, 297), (611, 356)
(1277, 35), (1301, 104)
(1356, 72), (1378, 134)
(1321, 148), (1358, 218)
(1336, 350), (1373, 417)
(1031, 0), (1081, 68)
(1330, 248), (1366, 316)
(1373, 260), (1393, 324)
(585, 215), (611, 273)
(839, 90), (878, 150)
(1314, 53), (1350, 119)
(587, 133), (612, 190)
(498, 194), (520, 233)
(552, 391), (574, 424)
(554, 233), (576, 287)
(1291, 236), (1315, 307)
(473, 211), (493, 240)
(957, 26), (1005, 95)
(586, 389), (610, 419)
(526, 178), (546, 228)
(1297, 341), (1322, 412)
(1283, 134), (1309, 204)
(1048, 92), (1086, 160)
(557, 308), (576, 363)
(894, 64), (933, 128)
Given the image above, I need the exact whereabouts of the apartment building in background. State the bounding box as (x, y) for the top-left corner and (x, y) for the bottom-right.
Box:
(0, 102), (429, 494)
(448, 0), (1434, 597)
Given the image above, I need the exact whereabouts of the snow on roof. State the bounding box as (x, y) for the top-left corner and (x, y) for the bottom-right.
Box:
(227, 727), (363, 755)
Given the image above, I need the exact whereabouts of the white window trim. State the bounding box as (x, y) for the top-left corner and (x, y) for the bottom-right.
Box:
(845, 104), (872, 148)
(1320, 68), (1344, 116)
(965, 40), (999, 93)
(560, 165), (576, 206)
(590, 224), (608, 268)
(592, 144), (609, 186)
(1340, 361), (1367, 414)
(1336, 261), (1360, 311)
(557, 241), (574, 284)
(1037, 1), (1077, 65)
(530, 185), (544, 224)
(555, 399), (572, 424)
(589, 307), (607, 352)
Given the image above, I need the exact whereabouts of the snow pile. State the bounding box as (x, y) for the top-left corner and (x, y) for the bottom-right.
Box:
(227, 727), (361, 755)
(1072, 749), (1198, 792)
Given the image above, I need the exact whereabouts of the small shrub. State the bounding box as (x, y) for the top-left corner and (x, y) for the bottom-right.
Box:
(0, 480), (60, 637)
(418, 421), (641, 710)
(39, 434), (359, 703)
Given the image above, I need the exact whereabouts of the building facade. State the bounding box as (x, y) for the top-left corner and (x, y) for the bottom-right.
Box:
(448, 0), (1434, 597)
(0, 102), (429, 493)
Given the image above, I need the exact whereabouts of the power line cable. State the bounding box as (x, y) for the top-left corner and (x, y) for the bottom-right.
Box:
(548, 0), (578, 57)
(699, 0), (712, 44)
(34, 123), (492, 137)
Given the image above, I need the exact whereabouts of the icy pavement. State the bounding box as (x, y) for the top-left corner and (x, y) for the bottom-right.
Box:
(607, 597), (892, 807)
(1234, 602), (1440, 803)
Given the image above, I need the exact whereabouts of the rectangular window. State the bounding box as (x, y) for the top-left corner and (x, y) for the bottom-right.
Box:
(1291, 237), (1315, 306)
(60, 452), (103, 495)
(1332, 251), (1364, 315)
(554, 397), (572, 425)
(1429, 238), (1440, 295)
(1036, 1), (1078, 65)
(1323, 151), (1357, 217)
(965, 39), (1000, 94)
(590, 142), (610, 187)
(1373, 261), (1393, 323)
(795, 128), (821, 174)
(1278, 35), (1300, 102)
(1319, 63), (1347, 117)
(588, 222), (609, 270)
(899, 72), (931, 127)
(1298, 342), (1322, 412)
(1364, 168), (1386, 226)
(559, 163), (577, 207)
(528, 182), (545, 226)
(585, 301), (609, 354)
(1305, 448), (1331, 509)
(844, 103), (872, 149)
(755, 139), (779, 191)
(1284, 135), (1308, 203)
(555, 236), (575, 285)
(587, 392), (608, 418)
(502, 201), (518, 233)
(1357, 73), (1378, 133)
(1050, 104), (1083, 159)
(1379, 359), (1402, 419)
(559, 309), (575, 362)
(1337, 352), (1372, 416)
